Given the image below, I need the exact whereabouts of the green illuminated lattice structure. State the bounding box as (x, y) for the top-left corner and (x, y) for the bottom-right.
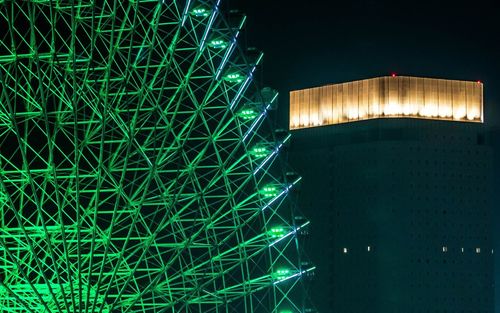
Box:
(0, 1), (312, 312)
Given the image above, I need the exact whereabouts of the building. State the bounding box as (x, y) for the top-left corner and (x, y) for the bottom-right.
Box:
(486, 127), (500, 313)
(288, 76), (493, 313)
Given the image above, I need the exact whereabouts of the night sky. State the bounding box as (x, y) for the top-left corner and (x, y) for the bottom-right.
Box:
(227, 0), (500, 311)
(228, 0), (500, 128)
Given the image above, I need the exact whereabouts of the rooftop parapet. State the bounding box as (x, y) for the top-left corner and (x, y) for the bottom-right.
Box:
(289, 76), (483, 130)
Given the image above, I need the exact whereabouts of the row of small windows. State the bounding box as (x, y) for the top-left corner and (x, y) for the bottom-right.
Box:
(331, 207), (489, 216)
(332, 183), (488, 192)
(409, 222), (490, 229)
(331, 159), (489, 170)
(340, 247), (493, 254)
(334, 145), (488, 154)
(413, 259), (490, 266)
(408, 310), (490, 313)
(442, 247), (493, 254)
(410, 272), (490, 279)
(410, 209), (488, 215)
(342, 246), (371, 253)
(408, 158), (487, 166)
(407, 197), (485, 204)
(334, 143), (488, 155)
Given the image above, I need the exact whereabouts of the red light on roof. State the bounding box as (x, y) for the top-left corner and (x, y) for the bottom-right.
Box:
(391, 73), (397, 77)
(477, 80), (482, 84)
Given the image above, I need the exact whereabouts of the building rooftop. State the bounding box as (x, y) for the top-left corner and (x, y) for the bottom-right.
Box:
(289, 76), (483, 130)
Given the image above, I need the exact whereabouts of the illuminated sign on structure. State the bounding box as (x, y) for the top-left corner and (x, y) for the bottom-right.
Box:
(289, 76), (483, 130)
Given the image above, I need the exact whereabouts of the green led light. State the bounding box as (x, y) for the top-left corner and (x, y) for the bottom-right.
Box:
(191, 7), (211, 17)
(224, 72), (244, 83)
(238, 108), (258, 120)
(250, 144), (270, 158)
(260, 185), (278, 198)
(268, 227), (287, 238)
(208, 39), (228, 49)
(272, 268), (291, 280)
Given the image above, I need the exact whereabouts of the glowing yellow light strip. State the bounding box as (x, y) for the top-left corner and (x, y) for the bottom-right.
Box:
(289, 76), (483, 129)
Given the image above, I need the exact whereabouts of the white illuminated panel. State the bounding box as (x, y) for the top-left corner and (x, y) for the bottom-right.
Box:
(289, 76), (483, 130)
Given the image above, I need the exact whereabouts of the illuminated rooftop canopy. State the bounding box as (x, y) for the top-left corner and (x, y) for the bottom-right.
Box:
(289, 76), (483, 130)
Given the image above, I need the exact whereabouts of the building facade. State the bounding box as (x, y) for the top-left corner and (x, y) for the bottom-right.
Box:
(289, 77), (493, 313)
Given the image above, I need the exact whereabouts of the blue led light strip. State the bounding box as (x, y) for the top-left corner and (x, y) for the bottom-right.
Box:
(269, 220), (310, 248)
(261, 177), (302, 212)
(254, 134), (291, 175)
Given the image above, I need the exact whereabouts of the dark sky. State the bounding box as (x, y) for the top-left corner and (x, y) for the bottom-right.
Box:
(227, 0), (500, 127)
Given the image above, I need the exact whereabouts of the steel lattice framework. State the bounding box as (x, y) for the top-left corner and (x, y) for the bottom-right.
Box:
(0, 1), (312, 312)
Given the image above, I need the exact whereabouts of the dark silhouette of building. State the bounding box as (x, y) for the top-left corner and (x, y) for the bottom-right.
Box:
(288, 76), (494, 313)
(486, 128), (500, 313)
